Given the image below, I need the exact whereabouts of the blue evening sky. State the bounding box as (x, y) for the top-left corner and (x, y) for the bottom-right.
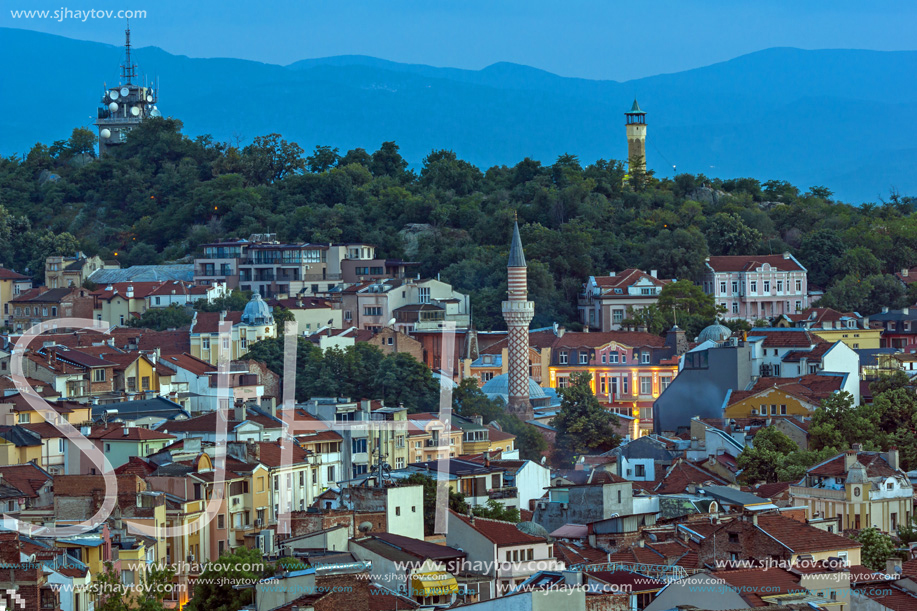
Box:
(4, 0), (916, 80)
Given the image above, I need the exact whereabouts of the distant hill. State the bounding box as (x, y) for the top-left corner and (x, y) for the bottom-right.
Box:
(2, 27), (916, 202)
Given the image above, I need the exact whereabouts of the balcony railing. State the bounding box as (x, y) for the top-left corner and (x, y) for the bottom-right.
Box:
(488, 486), (518, 500)
(788, 485), (846, 501)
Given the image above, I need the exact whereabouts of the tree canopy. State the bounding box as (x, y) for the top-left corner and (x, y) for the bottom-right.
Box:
(2, 118), (913, 328)
(551, 371), (621, 466)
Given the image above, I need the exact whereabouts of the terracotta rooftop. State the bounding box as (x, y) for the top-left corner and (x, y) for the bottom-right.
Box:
(807, 450), (900, 479)
(655, 460), (728, 495)
(192, 311), (244, 334)
(706, 254), (805, 273)
(87, 424), (176, 441)
(450, 510), (546, 546)
(0, 268), (29, 280)
(746, 328), (822, 348)
(159, 353), (216, 376)
(0, 463), (53, 498)
(756, 515), (862, 554)
(715, 567), (805, 607)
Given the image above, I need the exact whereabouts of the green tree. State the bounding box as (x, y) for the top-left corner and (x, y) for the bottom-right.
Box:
(870, 371), (912, 396)
(129, 303), (193, 330)
(242, 133), (305, 184)
(551, 372), (620, 466)
(705, 212), (762, 256)
(94, 560), (175, 611)
(405, 473), (469, 536)
(473, 498), (520, 522)
(855, 527), (897, 571)
(809, 392), (879, 452)
(196, 290), (253, 312)
(185, 547), (271, 611)
(272, 306), (295, 326)
(737, 427), (836, 484)
(797, 229), (847, 287)
(306, 145), (340, 173)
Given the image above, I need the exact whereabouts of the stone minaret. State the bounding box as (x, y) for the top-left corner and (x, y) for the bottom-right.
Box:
(502, 221), (534, 417)
(625, 99), (647, 174)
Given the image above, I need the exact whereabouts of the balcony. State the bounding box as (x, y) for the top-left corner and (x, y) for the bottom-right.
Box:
(425, 438), (449, 448)
(789, 485), (846, 501)
(488, 486), (518, 500)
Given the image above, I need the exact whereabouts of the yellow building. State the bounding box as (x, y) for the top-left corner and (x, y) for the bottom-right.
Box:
(189, 294), (277, 365)
(0, 267), (32, 327)
(776, 307), (881, 350)
(723, 375), (843, 419)
(790, 446), (912, 534)
(408, 415), (464, 463)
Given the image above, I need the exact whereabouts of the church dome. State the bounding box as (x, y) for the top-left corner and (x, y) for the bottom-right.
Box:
(481, 374), (547, 400)
(697, 322), (733, 343)
(241, 293), (274, 325)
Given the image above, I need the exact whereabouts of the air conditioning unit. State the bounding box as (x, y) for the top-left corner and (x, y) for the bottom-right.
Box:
(255, 518), (262, 527)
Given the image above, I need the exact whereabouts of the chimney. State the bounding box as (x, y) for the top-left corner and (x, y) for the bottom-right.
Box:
(905, 308), (910, 316)
(125, 284), (134, 298)
(608, 271), (615, 277)
(886, 447), (900, 471)
(783, 252), (791, 259)
(903, 269), (910, 277)
(220, 310), (227, 321)
(887, 557), (903, 575)
(650, 270), (658, 278)
(483, 451), (490, 467)
(234, 404), (246, 422)
(844, 449), (858, 471)
(883, 307), (889, 314)
(122, 427), (129, 437)
(752, 513), (758, 526)
(852, 443), (863, 452)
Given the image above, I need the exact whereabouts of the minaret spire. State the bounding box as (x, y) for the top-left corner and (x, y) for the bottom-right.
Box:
(502, 221), (535, 419)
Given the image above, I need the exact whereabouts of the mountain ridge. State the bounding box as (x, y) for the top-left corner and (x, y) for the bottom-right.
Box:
(2, 27), (916, 202)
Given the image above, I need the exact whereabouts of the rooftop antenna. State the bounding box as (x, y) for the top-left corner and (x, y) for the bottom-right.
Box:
(121, 19), (137, 84)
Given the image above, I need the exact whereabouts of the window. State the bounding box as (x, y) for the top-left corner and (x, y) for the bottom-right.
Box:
(795, 280), (802, 292)
(396, 457), (405, 469)
(127, 377), (137, 392)
(51, 306), (57, 316)
(557, 376), (568, 389)
(750, 281), (757, 293)
(396, 435), (405, 448)
(728, 533), (739, 543)
(770, 404), (777, 415)
(777, 280), (783, 293)
(719, 281), (726, 294)
(763, 281), (770, 293)
(621, 353), (627, 364)
(622, 378), (629, 395)
(559, 351), (568, 365)
(612, 309), (624, 324)
(808, 364), (818, 374)
(396, 506), (401, 516)
(418, 287), (430, 304)
(218, 514), (225, 529)
(327, 466), (335, 481)
(93, 369), (106, 382)
(364, 306), (383, 316)
(18, 413), (29, 424)
(617, 489), (622, 503)
(202, 337), (210, 350)
(772, 364), (780, 376)
(610, 352), (618, 364)
(640, 376), (652, 395)
(352, 438), (367, 453)
(222, 337), (230, 350)
(635, 464), (645, 477)
(121, 570), (134, 586)
(641, 351), (650, 364)
(660, 376), (672, 392)
(601, 353), (606, 364)
(732, 302), (739, 314)
(795, 300), (802, 312)
(780, 404), (787, 415)
(141, 377), (150, 391)
(731, 281), (738, 294)
(578, 352), (589, 365)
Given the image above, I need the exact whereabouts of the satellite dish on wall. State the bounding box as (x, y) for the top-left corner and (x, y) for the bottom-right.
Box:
(108, 102), (119, 112)
(147, 95), (153, 102)
(110, 90), (119, 100)
(100, 129), (111, 139)
(130, 106), (140, 116)
(150, 108), (161, 117)
(120, 87), (130, 97)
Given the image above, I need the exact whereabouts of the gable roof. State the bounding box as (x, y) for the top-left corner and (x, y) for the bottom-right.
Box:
(706, 254), (805, 273)
(755, 514), (862, 553)
(87, 424), (176, 441)
(450, 510), (545, 546)
(0, 463), (53, 497)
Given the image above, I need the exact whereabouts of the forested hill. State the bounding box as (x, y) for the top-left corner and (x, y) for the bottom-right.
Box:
(3, 27), (917, 202)
(2, 119), (916, 333)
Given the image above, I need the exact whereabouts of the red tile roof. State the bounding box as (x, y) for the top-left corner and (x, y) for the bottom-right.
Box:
(552, 331), (667, 350)
(0, 463), (53, 498)
(807, 451), (899, 478)
(755, 515), (862, 553)
(655, 460), (728, 495)
(115, 456), (157, 477)
(0, 268), (29, 280)
(87, 424), (176, 441)
(450, 510), (546, 546)
(192, 311), (243, 334)
(747, 328), (822, 348)
(159, 353), (216, 376)
(553, 540), (608, 565)
(715, 567), (804, 606)
(706, 254), (804, 273)
(855, 585), (917, 610)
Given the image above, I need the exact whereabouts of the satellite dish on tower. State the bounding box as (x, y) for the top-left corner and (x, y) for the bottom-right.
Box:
(108, 102), (118, 113)
(120, 87), (130, 97)
(100, 129), (111, 139)
(150, 108), (161, 117)
(146, 95), (153, 102)
(110, 90), (119, 100)
(130, 106), (140, 116)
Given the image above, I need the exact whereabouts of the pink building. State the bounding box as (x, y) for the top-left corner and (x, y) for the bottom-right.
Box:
(702, 254), (808, 322)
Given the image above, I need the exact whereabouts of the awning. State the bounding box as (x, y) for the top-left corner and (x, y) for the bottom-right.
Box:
(411, 571), (458, 597)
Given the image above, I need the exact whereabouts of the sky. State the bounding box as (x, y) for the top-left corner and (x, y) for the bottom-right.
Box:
(4, 0), (917, 81)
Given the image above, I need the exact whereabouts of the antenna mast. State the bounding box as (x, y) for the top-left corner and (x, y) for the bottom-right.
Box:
(121, 20), (137, 84)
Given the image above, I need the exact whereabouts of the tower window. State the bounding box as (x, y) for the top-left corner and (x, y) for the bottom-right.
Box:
(559, 351), (568, 365)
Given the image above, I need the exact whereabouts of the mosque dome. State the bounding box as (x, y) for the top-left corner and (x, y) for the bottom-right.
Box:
(481, 374), (547, 400)
(696, 322), (733, 343)
(516, 521), (551, 540)
(241, 293), (274, 325)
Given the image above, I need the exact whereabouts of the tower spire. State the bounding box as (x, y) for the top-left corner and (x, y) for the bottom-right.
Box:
(502, 221), (535, 419)
(121, 20), (137, 84)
